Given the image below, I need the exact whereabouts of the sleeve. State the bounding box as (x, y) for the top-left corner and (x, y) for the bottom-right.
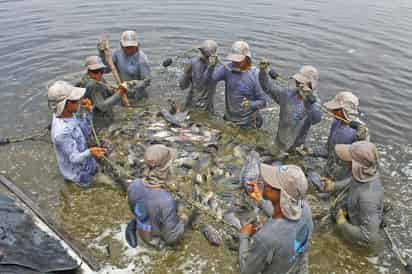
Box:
(338, 198), (381, 246)
(211, 64), (226, 82)
(139, 52), (151, 80)
(159, 201), (185, 245)
(178, 61), (192, 90)
(85, 84), (121, 112)
(249, 71), (267, 110)
(54, 133), (91, 164)
(332, 177), (352, 193)
(305, 96), (322, 125)
(239, 233), (271, 274)
(258, 199), (274, 217)
(76, 112), (92, 140)
(258, 68), (286, 104)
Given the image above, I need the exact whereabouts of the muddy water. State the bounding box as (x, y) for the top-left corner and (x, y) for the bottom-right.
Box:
(1, 0), (412, 273)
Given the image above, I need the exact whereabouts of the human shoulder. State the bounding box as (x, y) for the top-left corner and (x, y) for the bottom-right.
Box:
(138, 51), (149, 63)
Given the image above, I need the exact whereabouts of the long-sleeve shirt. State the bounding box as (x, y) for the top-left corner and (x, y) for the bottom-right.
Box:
(127, 179), (185, 247)
(239, 202), (313, 274)
(51, 113), (97, 187)
(338, 177), (384, 247)
(324, 119), (357, 180)
(76, 75), (121, 130)
(179, 56), (219, 113)
(212, 64), (267, 127)
(100, 49), (151, 99)
(259, 70), (322, 152)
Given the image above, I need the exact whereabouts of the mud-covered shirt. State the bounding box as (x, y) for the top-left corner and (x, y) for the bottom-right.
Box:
(127, 179), (185, 246)
(77, 75), (121, 130)
(338, 177), (384, 247)
(212, 64), (267, 127)
(179, 56), (219, 113)
(51, 113), (97, 187)
(239, 202), (313, 274)
(259, 70), (322, 152)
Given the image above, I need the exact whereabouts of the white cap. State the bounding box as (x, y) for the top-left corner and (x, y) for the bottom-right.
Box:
(48, 81), (85, 116)
(120, 30), (139, 47)
(85, 55), (106, 71)
(226, 41), (251, 62)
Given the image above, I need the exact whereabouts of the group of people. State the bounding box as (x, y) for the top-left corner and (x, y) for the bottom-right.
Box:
(46, 30), (384, 273)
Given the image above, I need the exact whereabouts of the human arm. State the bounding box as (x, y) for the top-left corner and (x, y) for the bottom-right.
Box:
(258, 66), (286, 104)
(211, 64), (226, 82)
(85, 83), (122, 113)
(138, 52), (151, 81)
(305, 95), (322, 125)
(178, 60), (192, 90)
(54, 133), (92, 164)
(239, 230), (272, 274)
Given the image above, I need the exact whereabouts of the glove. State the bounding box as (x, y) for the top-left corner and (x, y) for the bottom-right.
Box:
(321, 177), (334, 193)
(241, 97), (251, 110)
(259, 59), (270, 71)
(240, 224), (257, 236)
(97, 38), (108, 52)
(208, 55), (218, 67)
(349, 120), (362, 130)
(336, 209), (347, 225)
(305, 94), (317, 105)
(268, 68), (279, 80)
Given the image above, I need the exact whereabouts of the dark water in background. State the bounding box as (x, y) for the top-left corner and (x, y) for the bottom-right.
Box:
(0, 0), (412, 273)
(0, 0), (412, 144)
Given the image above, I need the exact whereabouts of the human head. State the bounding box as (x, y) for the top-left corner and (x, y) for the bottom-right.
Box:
(47, 81), (85, 117)
(260, 164), (308, 220)
(85, 56), (106, 81)
(335, 141), (379, 183)
(199, 39), (218, 59)
(143, 144), (177, 185)
(292, 65), (319, 95)
(120, 30), (139, 56)
(324, 91), (360, 121)
(226, 41), (252, 70)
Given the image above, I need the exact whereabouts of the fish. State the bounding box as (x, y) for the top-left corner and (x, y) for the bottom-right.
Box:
(202, 225), (222, 246)
(306, 171), (324, 192)
(159, 109), (190, 128)
(239, 151), (261, 190)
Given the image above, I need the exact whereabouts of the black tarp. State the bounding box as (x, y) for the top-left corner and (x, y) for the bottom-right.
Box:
(0, 193), (80, 274)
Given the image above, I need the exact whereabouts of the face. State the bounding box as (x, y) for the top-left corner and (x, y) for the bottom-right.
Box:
(233, 57), (250, 70)
(263, 184), (281, 202)
(123, 46), (138, 56)
(88, 69), (104, 81)
(65, 100), (80, 114)
(333, 109), (345, 119)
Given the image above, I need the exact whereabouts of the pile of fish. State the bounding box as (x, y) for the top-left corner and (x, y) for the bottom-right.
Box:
(99, 103), (325, 247)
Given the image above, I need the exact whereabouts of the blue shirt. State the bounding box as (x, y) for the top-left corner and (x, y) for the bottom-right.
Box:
(212, 64), (267, 127)
(51, 113), (97, 187)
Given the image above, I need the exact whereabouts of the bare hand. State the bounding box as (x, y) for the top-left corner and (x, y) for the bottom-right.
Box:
(118, 84), (127, 96)
(89, 147), (107, 158)
(247, 182), (263, 203)
(240, 224), (257, 236)
(81, 98), (93, 112)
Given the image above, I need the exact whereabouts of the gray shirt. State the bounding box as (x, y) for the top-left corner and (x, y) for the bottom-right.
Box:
(239, 202), (313, 274)
(338, 177), (384, 247)
(127, 179), (185, 246)
(76, 75), (121, 130)
(179, 56), (219, 113)
(259, 70), (322, 152)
